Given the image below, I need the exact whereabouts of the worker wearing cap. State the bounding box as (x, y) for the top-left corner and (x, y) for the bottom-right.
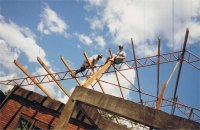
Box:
(72, 54), (103, 77)
(114, 45), (126, 64)
(105, 45), (126, 64)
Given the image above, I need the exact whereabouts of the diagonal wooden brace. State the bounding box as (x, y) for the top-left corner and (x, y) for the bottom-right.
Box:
(82, 57), (114, 88)
(60, 56), (81, 86)
(37, 57), (71, 97)
(14, 60), (54, 100)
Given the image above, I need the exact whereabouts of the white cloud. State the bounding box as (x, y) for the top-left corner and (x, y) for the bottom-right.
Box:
(38, 4), (68, 37)
(0, 15), (52, 97)
(0, 74), (16, 92)
(77, 44), (82, 49)
(86, 0), (103, 7)
(86, 17), (104, 30)
(94, 36), (106, 49)
(57, 95), (69, 104)
(136, 42), (158, 57)
(0, 40), (19, 72)
(74, 33), (92, 45)
(85, 0), (200, 56)
(0, 15), (48, 64)
(0, 15), (49, 94)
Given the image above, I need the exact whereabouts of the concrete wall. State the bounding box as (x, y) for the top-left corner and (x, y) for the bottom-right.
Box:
(56, 86), (200, 129)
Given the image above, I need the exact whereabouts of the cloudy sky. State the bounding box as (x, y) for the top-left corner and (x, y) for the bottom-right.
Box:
(0, 0), (199, 117)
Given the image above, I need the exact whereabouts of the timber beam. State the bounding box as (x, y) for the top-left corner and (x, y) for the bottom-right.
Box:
(37, 57), (70, 97)
(60, 56), (81, 86)
(14, 60), (54, 100)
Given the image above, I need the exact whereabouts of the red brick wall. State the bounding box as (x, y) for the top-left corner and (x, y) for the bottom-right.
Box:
(0, 97), (57, 129)
(0, 97), (85, 130)
(66, 123), (85, 130)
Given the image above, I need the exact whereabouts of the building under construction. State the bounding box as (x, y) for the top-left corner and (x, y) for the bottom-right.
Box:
(0, 29), (200, 129)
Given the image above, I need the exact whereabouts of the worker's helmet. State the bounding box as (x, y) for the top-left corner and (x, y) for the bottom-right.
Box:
(98, 54), (103, 59)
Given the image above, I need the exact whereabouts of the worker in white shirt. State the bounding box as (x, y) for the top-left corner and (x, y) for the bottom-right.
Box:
(113, 45), (126, 64)
(106, 45), (126, 64)
(72, 54), (103, 77)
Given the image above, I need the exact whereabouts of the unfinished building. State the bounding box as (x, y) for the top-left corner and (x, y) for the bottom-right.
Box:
(0, 29), (200, 129)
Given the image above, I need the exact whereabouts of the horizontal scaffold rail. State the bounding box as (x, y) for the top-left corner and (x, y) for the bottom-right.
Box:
(0, 50), (199, 86)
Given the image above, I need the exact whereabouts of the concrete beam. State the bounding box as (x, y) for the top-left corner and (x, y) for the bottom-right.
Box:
(71, 87), (200, 129)
(79, 104), (129, 130)
(54, 88), (78, 129)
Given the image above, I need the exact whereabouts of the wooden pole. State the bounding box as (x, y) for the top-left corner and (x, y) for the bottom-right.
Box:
(83, 51), (94, 71)
(83, 51), (105, 93)
(14, 60), (54, 100)
(172, 28), (189, 114)
(113, 65), (124, 98)
(131, 38), (143, 104)
(157, 37), (160, 101)
(108, 48), (124, 98)
(60, 56), (81, 86)
(37, 57), (70, 97)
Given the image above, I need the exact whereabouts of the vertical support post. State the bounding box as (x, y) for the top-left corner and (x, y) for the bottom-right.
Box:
(131, 38), (143, 104)
(113, 65), (124, 99)
(54, 97), (77, 129)
(37, 57), (70, 97)
(171, 28), (189, 115)
(157, 37), (161, 101)
(108, 49), (124, 99)
(14, 60), (54, 100)
(188, 108), (193, 120)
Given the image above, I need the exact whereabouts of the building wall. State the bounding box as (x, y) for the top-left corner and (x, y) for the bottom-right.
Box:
(0, 87), (92, 130)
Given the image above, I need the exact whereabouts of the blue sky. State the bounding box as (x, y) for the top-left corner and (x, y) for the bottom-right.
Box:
(0, 0), (199, 119)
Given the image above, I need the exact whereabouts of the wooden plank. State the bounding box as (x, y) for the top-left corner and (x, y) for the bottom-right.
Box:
(37, 57), (70, 97)
(14, 60), (54, 100)
(60, 56), (81, 86)
(156, 62), (180, 109)
(156, 82), (167, 109)
(82, 57), (114, 87)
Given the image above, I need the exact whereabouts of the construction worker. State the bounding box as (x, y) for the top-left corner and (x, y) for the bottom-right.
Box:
(113, 45), (126, 64)
(72, 54), (103, 77)
(106, 45), (126, 64)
